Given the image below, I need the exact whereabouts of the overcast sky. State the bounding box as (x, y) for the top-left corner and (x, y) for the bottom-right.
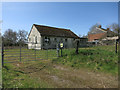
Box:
(2, 2), (118, 36)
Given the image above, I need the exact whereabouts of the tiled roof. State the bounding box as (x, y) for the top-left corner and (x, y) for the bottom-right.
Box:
(88, 27), (107, 34)
(33, 24), (79, 39)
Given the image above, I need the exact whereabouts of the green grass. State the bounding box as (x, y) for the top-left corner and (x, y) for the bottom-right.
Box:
(4, 45), (118, 74)
(52, 45), (118, 74)
(2, 45), (118, 88)
(2, 62), (53, 88)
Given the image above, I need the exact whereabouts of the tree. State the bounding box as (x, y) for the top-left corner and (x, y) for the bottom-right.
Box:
(88, 23), (101, 34)
(78, 34), (82, 38)
(81, 34), (88, 38)
(78, 34), (87, 38)
(106, 23), (119, 35)
(3, 29), (28, 46)
(3, 29), (18, 46)
(17, 30), (28, 45)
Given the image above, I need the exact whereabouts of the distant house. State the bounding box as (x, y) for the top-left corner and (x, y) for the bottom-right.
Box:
(100, 36), (118, 45)
(88, 25), (117, 45)
(28, 24), (80, 49)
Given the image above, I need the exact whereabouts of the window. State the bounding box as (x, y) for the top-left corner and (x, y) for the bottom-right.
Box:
(65, 39), (67, 42)
(45, 37), (48, 42)
(54, 38), (57, 41)
(35, 36), (37, 44)
(44, 37), (50, 43)
(29, 38), (31, 42)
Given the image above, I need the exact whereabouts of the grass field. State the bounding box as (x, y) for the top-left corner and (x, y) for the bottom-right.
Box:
(53, 45), (118, 74)
(2, 45), (118, 88)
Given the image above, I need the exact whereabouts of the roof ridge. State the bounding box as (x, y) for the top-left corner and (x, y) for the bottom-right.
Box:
(96, 27), (107, 32)
(33, 24), (79, 39)
(33, 24), (70, 31)
(97, 27), (111, 31)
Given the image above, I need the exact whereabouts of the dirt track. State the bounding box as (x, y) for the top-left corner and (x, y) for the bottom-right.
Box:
(14, 60), (118, 88)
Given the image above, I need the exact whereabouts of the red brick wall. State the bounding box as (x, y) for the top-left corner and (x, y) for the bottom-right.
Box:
(88, 33), (107, 41)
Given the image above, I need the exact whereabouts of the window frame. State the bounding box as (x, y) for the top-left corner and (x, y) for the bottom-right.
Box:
(44, 36), (50, 44)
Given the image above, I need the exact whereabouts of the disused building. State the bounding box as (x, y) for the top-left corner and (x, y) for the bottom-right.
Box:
(28, 24), (80, 49)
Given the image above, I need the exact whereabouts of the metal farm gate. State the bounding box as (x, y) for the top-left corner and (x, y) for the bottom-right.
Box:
(2, 44), (58, 65)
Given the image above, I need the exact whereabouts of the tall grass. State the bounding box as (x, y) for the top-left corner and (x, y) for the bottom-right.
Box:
(53, 45), (118, 74)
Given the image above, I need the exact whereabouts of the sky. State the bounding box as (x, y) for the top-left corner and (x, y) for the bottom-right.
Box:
(2, 2), (118, 36)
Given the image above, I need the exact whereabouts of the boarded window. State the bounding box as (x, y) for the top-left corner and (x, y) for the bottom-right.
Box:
(54, 38), (57, 41)
(35, 36), (37, 44)
(65, 39), (67, 42)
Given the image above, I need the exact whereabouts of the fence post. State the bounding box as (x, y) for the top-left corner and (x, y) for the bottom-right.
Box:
(75, 41), (79, 54)
(115, 39), (118, 53)
(61, 48), (62, 57)
(35, 44), (36, 61)
(47, 46), (48, 60)
(56, 45), (59, 57)
(20, 45), (21, 62)
(2, 42), (4, 67)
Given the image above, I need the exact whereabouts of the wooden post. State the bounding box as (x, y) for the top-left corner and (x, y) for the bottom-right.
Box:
(56, 44), (59, 57)
(34, 43), (36, 60)
(76, 41), (79, 54)
(115, 40), (117, 53)
(47, 49), (48, 60)
(115, 39), (119, 53)
(20, 45), (21, 62)
(2, 42), (4, 67)
(46, 43), (48, 60)
(61, 48), (62, 57)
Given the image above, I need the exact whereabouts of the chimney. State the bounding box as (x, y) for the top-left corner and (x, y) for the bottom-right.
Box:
(107, 28), (109, 30)
(98, 25), (101, 28)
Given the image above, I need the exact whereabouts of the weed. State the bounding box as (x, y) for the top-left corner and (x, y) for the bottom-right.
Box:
(52, 45), (118, 75)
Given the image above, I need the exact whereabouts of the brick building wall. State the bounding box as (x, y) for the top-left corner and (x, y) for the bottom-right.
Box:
(88, 33), (107, 41)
